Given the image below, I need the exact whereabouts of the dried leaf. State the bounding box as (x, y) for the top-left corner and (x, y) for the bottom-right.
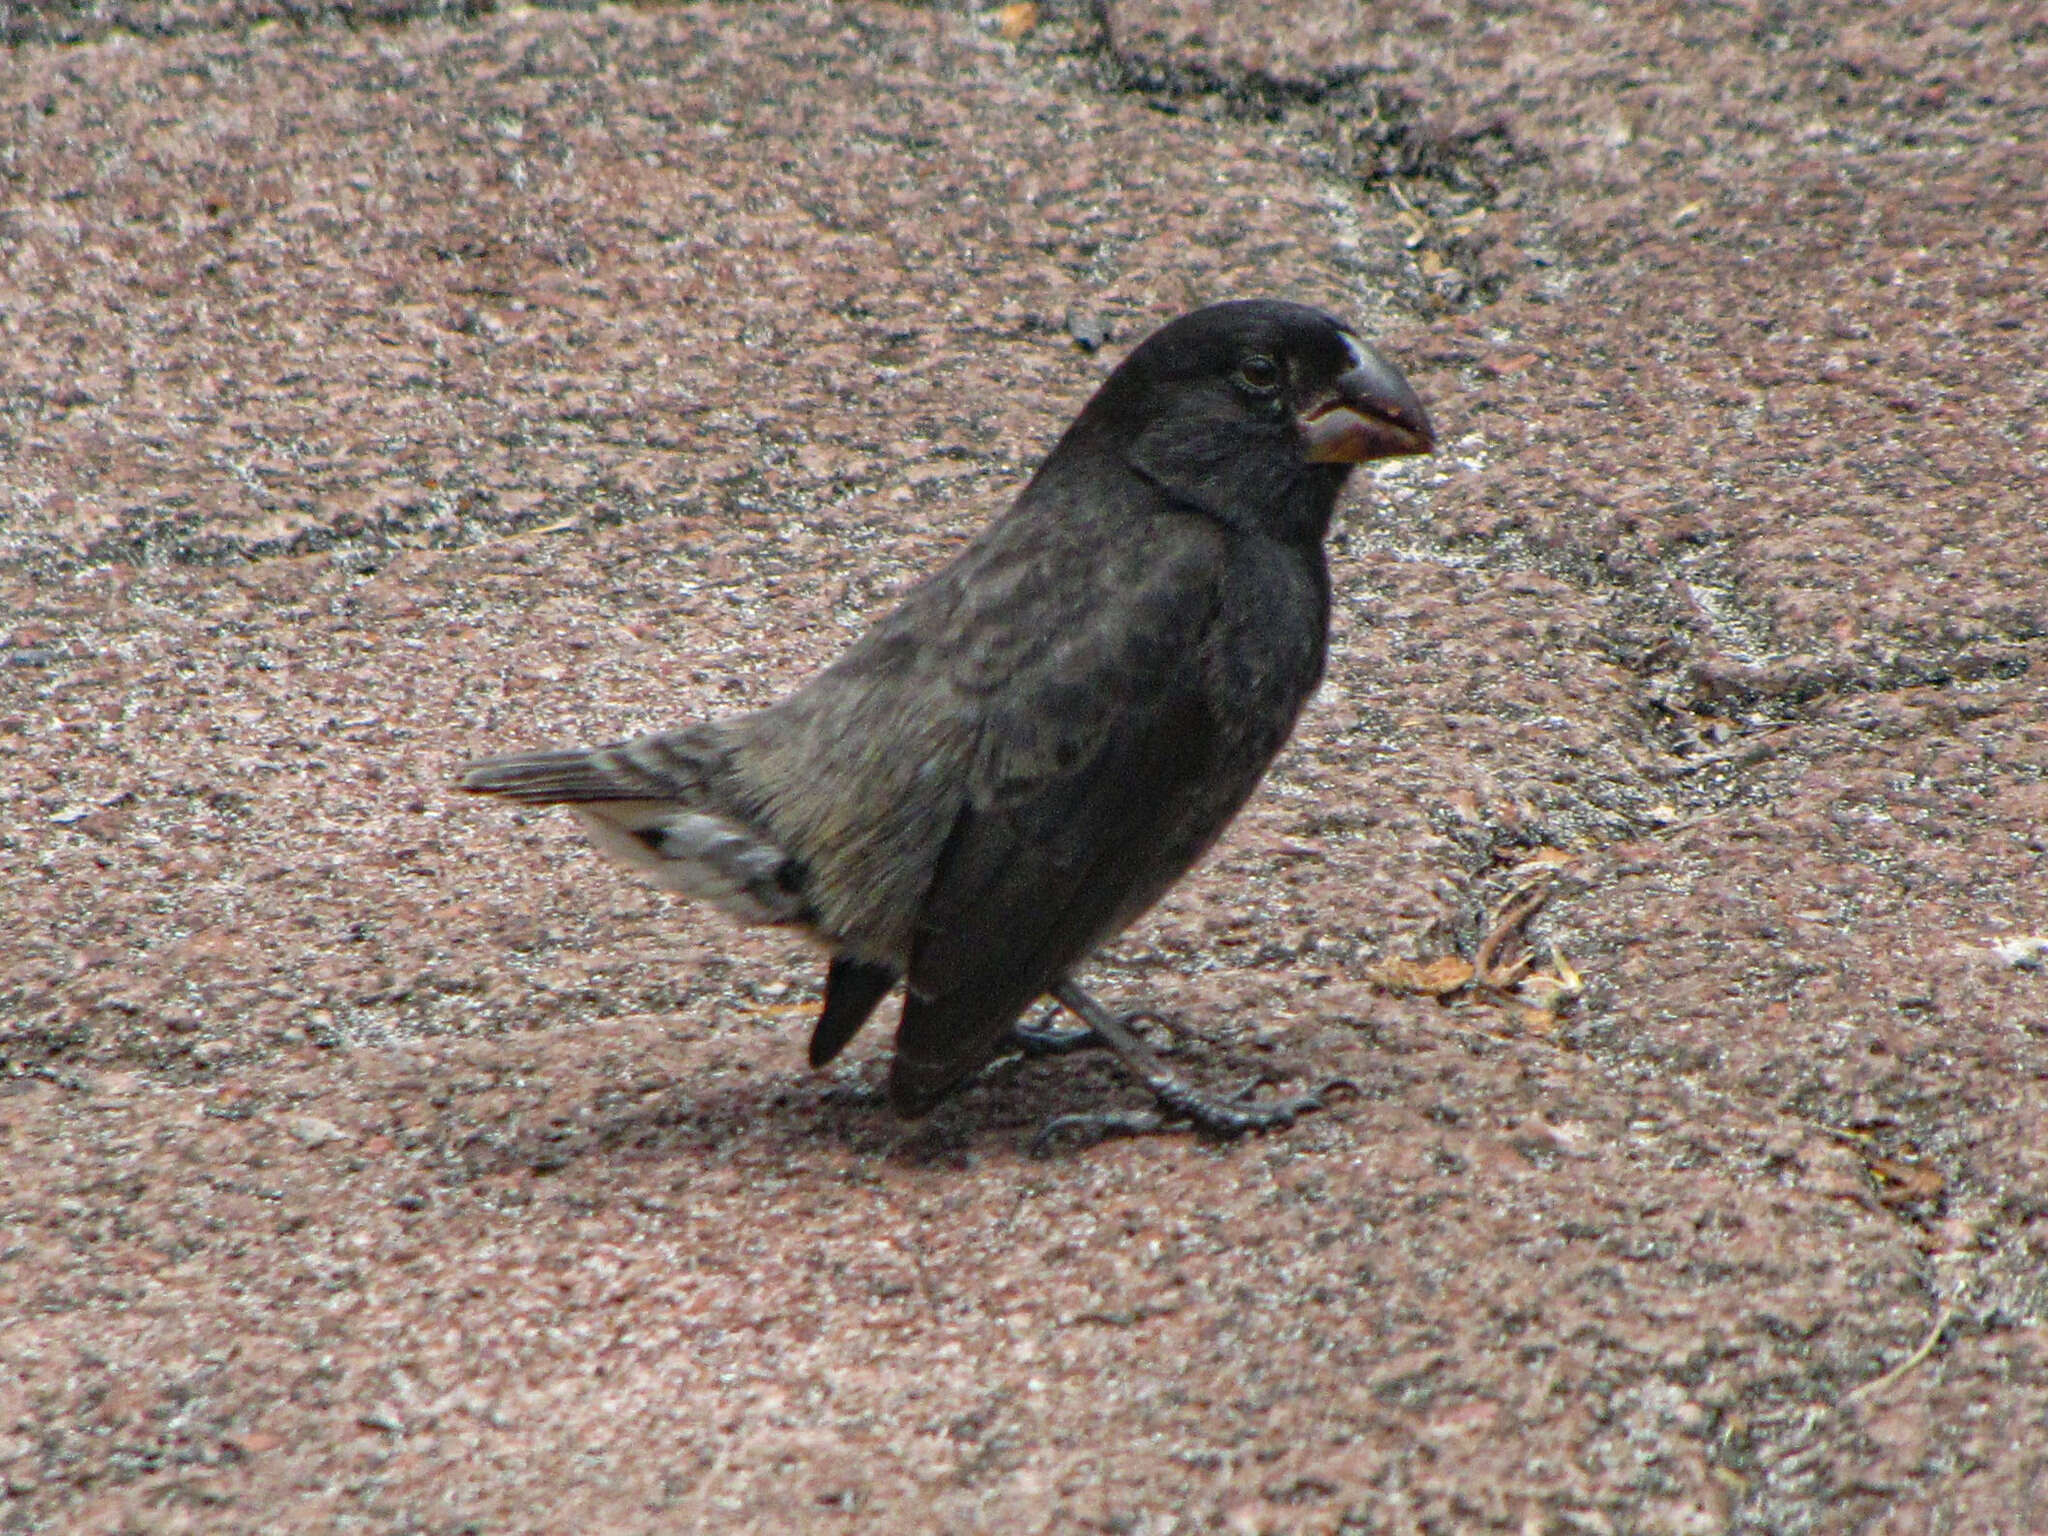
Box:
(1868, 1155), (1944, 1205)
(1369, 955), (1476, 997)
(996, 2), (1038, 42)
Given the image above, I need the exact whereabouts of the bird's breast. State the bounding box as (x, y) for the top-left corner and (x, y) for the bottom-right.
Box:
(1207, 537), (1330, 760)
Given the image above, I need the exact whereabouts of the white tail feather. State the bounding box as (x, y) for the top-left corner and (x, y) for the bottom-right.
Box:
(569, 805), (807, 925)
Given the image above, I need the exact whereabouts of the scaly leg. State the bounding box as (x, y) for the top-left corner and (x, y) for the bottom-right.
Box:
(1032, 977), (1325, 1151)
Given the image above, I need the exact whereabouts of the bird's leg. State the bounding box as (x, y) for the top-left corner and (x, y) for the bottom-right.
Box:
(1009, 997), (1192, 1057)
(1032, 978), (1324, 1151)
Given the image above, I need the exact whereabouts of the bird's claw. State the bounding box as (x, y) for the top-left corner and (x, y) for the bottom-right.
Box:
(1010, 1005), (1190, 1059)
(1029, 979), (1329, 1151)
(1031, 1081), (1325, 1154)
(1008, 1006), (1107, 1058)
(1030, 1107), (1170, 1154)
(1159, 1081), (1324, 1138)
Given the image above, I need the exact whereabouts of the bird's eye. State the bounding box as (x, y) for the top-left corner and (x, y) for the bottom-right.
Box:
(1235, 355), (1282, 393)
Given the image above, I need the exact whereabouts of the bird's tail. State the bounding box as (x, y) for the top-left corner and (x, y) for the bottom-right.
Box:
(460, 732), (713, 805)
(459, 731), (809, 926)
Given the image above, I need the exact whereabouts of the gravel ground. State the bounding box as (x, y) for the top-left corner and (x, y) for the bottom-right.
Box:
(3, 2), (2045, 1531)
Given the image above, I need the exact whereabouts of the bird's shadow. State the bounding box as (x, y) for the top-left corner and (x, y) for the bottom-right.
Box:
(448, 1042), (1271, 1182)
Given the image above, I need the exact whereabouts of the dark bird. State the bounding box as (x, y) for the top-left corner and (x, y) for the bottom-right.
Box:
(460, 299), (1434, 1140)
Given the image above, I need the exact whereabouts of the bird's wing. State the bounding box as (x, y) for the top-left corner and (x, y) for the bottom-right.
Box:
(887, 542), (1226, 1117)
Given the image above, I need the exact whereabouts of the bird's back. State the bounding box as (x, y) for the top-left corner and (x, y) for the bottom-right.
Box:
(716, 462), (1242, 967)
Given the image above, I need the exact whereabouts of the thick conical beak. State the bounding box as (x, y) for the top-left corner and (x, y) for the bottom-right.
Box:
(1301, 340), (1436, 463)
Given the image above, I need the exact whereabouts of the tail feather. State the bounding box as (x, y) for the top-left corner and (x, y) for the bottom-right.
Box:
(460, 728), (810, 927)
(459, 731), (716, 806)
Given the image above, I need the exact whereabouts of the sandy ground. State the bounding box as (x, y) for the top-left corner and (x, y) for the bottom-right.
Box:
(4, 1), (2046, 1531)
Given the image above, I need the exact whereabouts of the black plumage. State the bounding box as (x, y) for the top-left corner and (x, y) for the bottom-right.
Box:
(461, 299), (1434, 1135)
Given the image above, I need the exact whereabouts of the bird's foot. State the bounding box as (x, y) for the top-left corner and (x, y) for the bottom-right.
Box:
(1032, 1106), (1170, 1150)
(1031, 1081), (1329, 1154)
(1156, 1078), (1327, 1136)
(1029, 976), (1335, 1153)
(1009, 1003), (1181, 1058)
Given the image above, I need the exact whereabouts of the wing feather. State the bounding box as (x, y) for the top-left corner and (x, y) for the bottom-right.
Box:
(888, 647), (1222, 1115)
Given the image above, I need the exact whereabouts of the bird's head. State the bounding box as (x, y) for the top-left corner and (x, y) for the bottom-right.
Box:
(1062, 299), (1435, 542)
